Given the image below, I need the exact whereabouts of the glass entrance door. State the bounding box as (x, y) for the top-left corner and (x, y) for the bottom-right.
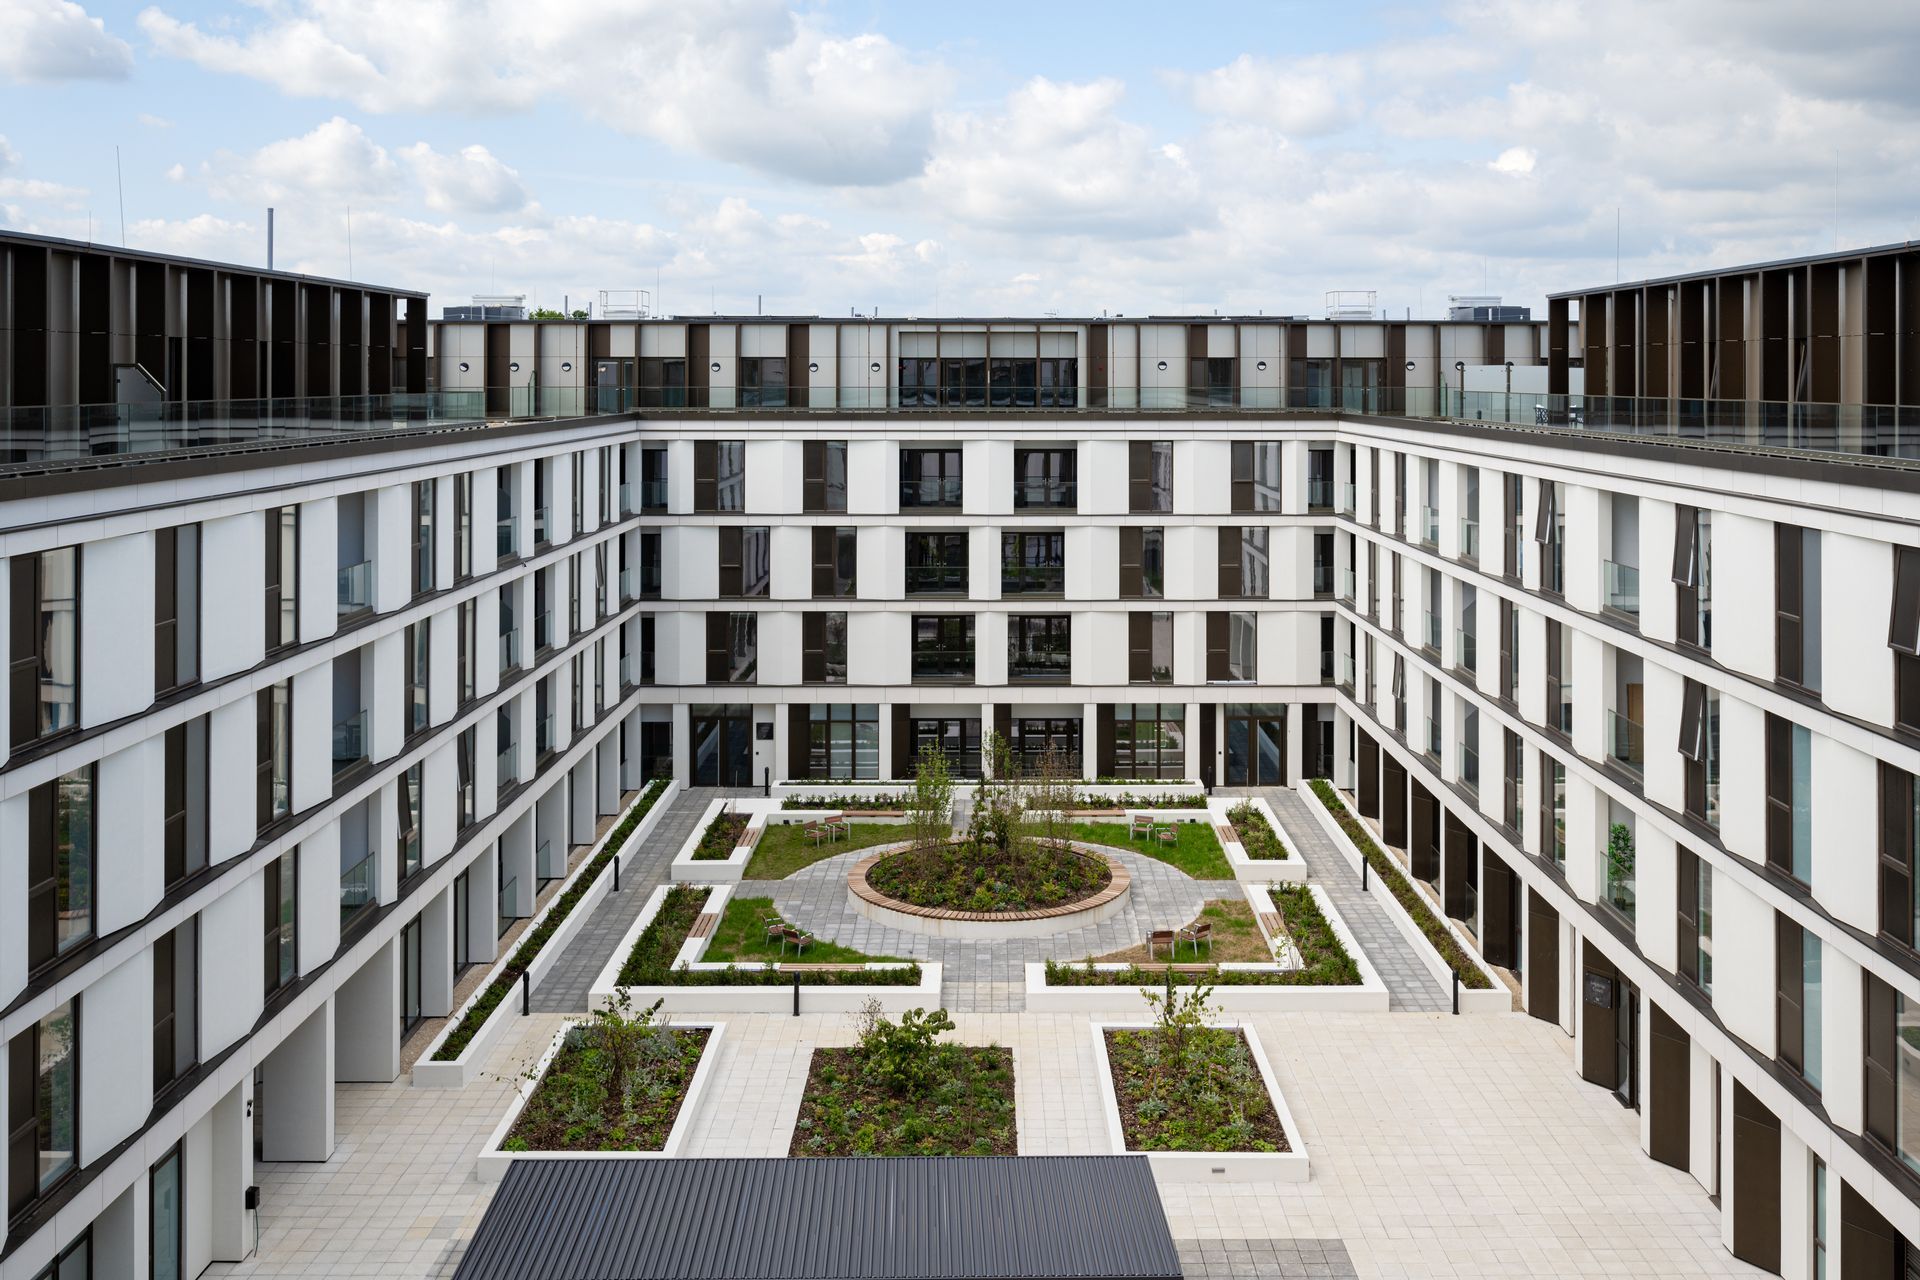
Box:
(1225, 705), (1287, 785)
(400, 919), (423, 1036)
(151, 1145), (182, 1280)
(691, 706), (753, 786)
(1615, 981), (1640, 1109)
(452, 871), (471, 976)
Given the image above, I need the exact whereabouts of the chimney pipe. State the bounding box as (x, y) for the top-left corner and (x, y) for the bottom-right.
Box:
(267, 208), (275, 270)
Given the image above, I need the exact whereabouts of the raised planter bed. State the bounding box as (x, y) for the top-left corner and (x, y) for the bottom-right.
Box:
(1026, 884), (1388, 1012)
(1091, 1020), (1307, 1183)
(1210, 796), (1309, 885)
(847, 841), (1132, 939)
(475, 1016), (724, 1182)
(790, 1028), (1017, 1157)
(668, 798), (752, 882)
(414, 777), (680, 1088)
(1298, 780), (1509, 1013)
(589, 882), (941, 1014)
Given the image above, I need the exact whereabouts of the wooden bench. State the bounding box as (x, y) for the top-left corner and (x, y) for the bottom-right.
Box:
(775, 962), (870, 973)
(736, 827), (762, 849)
(1216, 823), (1239, 846)
(1256, 911), (1284, 939)
(688, 913), (720, 939)
(1120, 962), (1218, 974)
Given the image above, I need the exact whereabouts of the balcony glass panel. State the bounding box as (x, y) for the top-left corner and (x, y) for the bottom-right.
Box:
(337, 560), (372, 616)
(496, 516), (517, 560)
(332, 709), (367, 776)
(339, 849), (376, 925)
(1608, 710), (1645, 776)
(1460, 518), (1480, 561)
(1604, 560), (1640, 616)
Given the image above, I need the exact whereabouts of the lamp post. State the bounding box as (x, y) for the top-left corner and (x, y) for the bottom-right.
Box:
(1405, 359), (1415, 415)
(1454, 361), (1465, 419)
(1504, 361), (1514, 424)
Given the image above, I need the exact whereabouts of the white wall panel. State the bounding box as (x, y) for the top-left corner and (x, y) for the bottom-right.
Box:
(81, 531), (154, 727)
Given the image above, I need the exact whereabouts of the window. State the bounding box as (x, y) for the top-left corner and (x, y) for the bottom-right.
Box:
(536, 676), (555, 756)
(27, 1232), (89, 1280)
(1230, 442), (1283, 512)
(988, 355), (1037, 407)
(1777, 915), (1822, 1091)
(1680, 680), (1721, 828)
(1505, 472), (1524, 578)
(405, 622), (430, 735)
(1540, 751), (1566, 868)
(398, 761), (423, 879)
(694, 441), (745, 513)
(571, 652), (586, 732)
(1111, 703), (1186, 779)
(154, 524), (200, 694)
(594, 541), (609, 621)
(1812, 1158), (1828, 1280)
(1008, 717), (1081, 774)
(263, 507), (298, 652)
(640, 530), (662, 599)
(1308, 446), (1335, 511)
(1119, 527), (1164, 598)
(811, 527), (857, 598)
(636, 357), (687, 408)
(1502, 730), (1523, 831)
(899, 447), (962, 508)
(1129, 612), (1173, 683)
(27, 766), (94, 971)
(1776, 523), (1822, 691)
(1678, 848), (1713, 994)
(568, 554), (584, 641)
(1866, 975), (1920, 1175)
(263, 849), (297, 996)
(639, 614), (656, 685)
(602, 445), (618, 524)
(1765, 714), (1812, 883)
(898, 357), (939, 407)
(151, 1143), (182, 1280)
(805, 704), (878, 779)
(1390, 652), (1406, 733)
(905, 531), (970, 596)
(1545, 618), (1570, 735)
(639, 445), (669, 511)
(457, 727), (477, 830)
(1190, 355), (1236, 406)
(7, 1000), (78, 1216)
(496, 471), (517, 564)
(162, 717), (209, 888)
(911, 614), (975, 683)
(152, 920), (198, 1095)
(1535, 479), (1563, 595)
(1129, 441), (1173, 513)
(1217, 527), (1268, 598)
(738, 356), (788, 408)
(534, 458), (552, 545)
(1498, 599), (1517, 703)
(457, 599), (478, 706)
(800, 612), (849, 684)
(1038, 357), (1078, 408)
(571, 451), (586, 535)
(705, 612), (758, 684)
(1312, 530), (1334, 596)
(1002, 531), (1065, 595)
(10, 546), (80, 746)
(412, 479), (436, 596)
(1013, 448), (1076, 509)
(257, 680), (292, 831)
(803, 441), (848, 512)
(1205, 611), (1256, 682)
(719, 526), (770, 597)
(1008, 614), (1071, 683)
(453, 472), (472, 581)
(497, 705), (518, 789)
(910, 717), (982, 777)
(1893, 546), (1920, 732)
(1880, 761), (1920, 949)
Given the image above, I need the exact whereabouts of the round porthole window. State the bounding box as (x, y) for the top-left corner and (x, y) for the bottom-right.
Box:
(808, 361), (819, 374)
(509, 361), (521, 373)
(1256, 360), (1268, 371)
(457, 361), (470, 373)
(870, 361), (882, 373)
(711, 361), (722, 373)
(561, 361), (572, 373)
(1156, 359), (1168, 372)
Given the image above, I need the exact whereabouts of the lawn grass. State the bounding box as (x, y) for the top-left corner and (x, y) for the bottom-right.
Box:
(701, 896), (905, 965)
(1070, 820), (1232, 880)
(743, 822), (906, 879)
(1093, 898), (1270, 964)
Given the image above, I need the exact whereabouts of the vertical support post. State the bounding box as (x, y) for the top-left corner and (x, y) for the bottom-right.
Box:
(792, 974), (800, 1017)
(1361, 856), (1369, 891)
(521, 968), (531, 1016)
(1452, 969), (1460, 1016)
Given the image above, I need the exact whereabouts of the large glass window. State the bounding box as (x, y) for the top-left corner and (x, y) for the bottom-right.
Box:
(705, 612), (758, 684)
(739, 356), (788, 408)
(1112, 703), (1186, 779)
(693, 441), (745, 513)
(1130, 441), (1173, 513)
(803, 441), (848, 512)
(10, 546), (79, 746)
(1895, 989), (1920, 1175)
(264, 849), (298, 995)
(27, 766), (94, 970)
(7, 1000), (78, 1215)
(811, 527), (856, 598)
(1008, 614), (1071, 683)
(154, 523), (200, 694)
(802, 612), (847, 684)
(1008, 718), (1081, 775)
(1230, 442), (1283, 512)
(398, 761), (423, 879)
(1002, 531), (1065, 595)
(405, 623), (430, 735)
(1037, 357), (1078, 408)
(258, 680), (292, 830)
(1013, 448), (1077, 509)
(1205, 611), (1257, 682)
(807, 704), (879, 779)
(910, 718), (982, 778)
(899, 448), (963, 508)
(1766, 714), (1813, 883)
(1120, 527), (1164, 598)
(151, 919), (198, 1095)
(905, 531), (970, 595)
(151, 1146), (182, 1280)
(412, 479), (435, 596)
(911, 614), (975, 683)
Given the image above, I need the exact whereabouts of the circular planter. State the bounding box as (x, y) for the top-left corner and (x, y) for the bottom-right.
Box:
(847, 841), (1133, 939)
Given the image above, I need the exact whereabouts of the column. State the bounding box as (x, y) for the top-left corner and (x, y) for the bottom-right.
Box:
(260, 1002), (334, 1161)
(334, 938), (400, 1084)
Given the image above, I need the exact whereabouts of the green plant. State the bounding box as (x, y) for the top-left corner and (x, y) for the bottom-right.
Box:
(1306, 778), (1493, 989)
(503, 990), (707, 1153)
(854, 1004), (956, 1097)
(907, 745), (954, 852)
(616, 884), (710, 985)
(969, 732), (1026, 854)
(1068, 819), (1231, 879)
(432, 779), (669, 1061)
(692, 807), (749, 859)
(1047, 885), (1358, 986)
(1026, 746), (1077, 850)
(1607, 822), (1636, 883)
(703, 897), (903, 965)
(1226, 802), (1289, 860)
(1105, 983), (1286, 1154)
(617, 886), (922, 987)
(866, 838), (1108, 911)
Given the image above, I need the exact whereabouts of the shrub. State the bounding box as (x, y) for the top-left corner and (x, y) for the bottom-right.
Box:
(432, 779), (670, 1061)
(1226, 801), (1289, 860)
(692, 808), (749, 859)
(1105, 974), (1287, 1153)
(866, 839), (1107, 912)
(906, 746), (954, 852)
(854, 1004), (955, 1097)
(616, 884), (710, 985)
(1306, 778), (1493, 989)
(502, 990), (707, 1153)
(1044, 884), (1357, 987)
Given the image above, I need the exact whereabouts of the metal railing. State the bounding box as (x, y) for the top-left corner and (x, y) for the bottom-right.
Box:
(1001, 564), (1066, 595)
(1606, 866), (1637, 921)
(899, 478), (964, 508)
(1013, 479), (1076, 509)
(331, 709), (367, 776)
(1608, 710), (1645, 775)
(337, 560), (373, 616)
(1604, 560), (1640, 616)
(911, 650), (976, 682)
(905, 566), (970, 595)
(339, 850), (377, 922)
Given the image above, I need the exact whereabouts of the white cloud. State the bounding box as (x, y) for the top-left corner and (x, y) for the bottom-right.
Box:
(0, 0), (132, 82)
(397, 142), (530, 215)
(1490, 147), (1536, 175)
(136, 0), (951, 185)
(1169, 53), (1364, 138)
(137, 112), (172, 128)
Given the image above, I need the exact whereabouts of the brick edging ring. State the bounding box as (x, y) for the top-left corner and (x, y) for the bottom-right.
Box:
(846, 841), (1134, 939)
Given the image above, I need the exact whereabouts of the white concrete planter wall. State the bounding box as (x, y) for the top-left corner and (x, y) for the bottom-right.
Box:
(412, 778), (682, 1087)
(1209, 796), (1308, 885)
(475, 1018), (725, 1182)
(1026, 885), (1388, 1013)
(771, 780), (1203, 803)
(668, 797), (751, 882)
(1090, 1020), (1308, 1183)
(587, 880), (944, 1015)
(1294, 782), (1510, 1014)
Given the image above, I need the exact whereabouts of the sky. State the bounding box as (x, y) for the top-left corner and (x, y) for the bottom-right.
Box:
(1, 0), (1917, 320)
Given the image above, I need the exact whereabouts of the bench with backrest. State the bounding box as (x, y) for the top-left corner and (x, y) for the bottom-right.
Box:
(776, 962), (869, 973)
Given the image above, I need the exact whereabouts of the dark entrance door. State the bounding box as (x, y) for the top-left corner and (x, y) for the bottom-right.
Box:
(1483, 856), (1520, 970)
(1527, 889), (1559, 1023)
(1224, 705), (1286, 785)
(1648, 1003), (1690, 1169)
(1614, 979), (1640, 1109)
(691, 706), (752, 786)
(400, 918), (423, 1036)
(1731, 1082), (1782, 1271)
(639, 721), (672, 783)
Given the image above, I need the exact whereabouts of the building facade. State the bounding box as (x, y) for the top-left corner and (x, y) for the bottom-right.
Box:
(7, 230), (1920, 1276)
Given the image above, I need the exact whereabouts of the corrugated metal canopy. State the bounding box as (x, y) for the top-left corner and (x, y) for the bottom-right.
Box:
(454, 1157), (1183, 1280)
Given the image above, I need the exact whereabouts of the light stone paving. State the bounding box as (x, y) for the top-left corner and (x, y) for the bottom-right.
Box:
(209, 787), (1768, 1279)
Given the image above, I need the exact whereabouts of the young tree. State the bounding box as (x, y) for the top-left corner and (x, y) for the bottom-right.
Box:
(1029, 745), (1076, 848)
(969, 731), (1023, 853)
(907, 742), (953, 850)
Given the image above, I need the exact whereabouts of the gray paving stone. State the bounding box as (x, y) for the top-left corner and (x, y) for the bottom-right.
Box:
(1175, 1238), (1359, 1280)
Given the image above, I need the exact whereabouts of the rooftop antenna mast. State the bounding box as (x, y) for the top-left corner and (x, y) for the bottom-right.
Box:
(114, 145), (126, 246)
(267, 208), (275, 270)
